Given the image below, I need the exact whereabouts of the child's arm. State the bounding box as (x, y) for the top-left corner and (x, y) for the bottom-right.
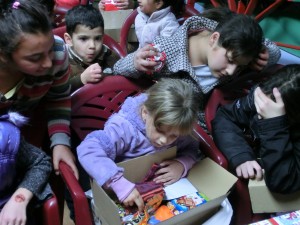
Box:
(0, 187), (33, 225)
(254, 87), (300, 193)
(113, 45), (159, 76)
(46, 36), (78, 178)
(211, 90), (257, 171)
(0, 140), (53, 224)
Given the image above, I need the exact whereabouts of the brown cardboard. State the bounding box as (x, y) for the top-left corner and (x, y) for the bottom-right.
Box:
(249, 178), (300, 213)
(91, 147), (238, 225)
(101, 10), (137, 43)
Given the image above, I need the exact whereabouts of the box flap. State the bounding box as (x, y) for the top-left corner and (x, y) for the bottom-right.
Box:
(91, 179), (121, 225)
(249, 178), (300, 213)
(117, 147), (177, 182)
(188, 158), (238, 199)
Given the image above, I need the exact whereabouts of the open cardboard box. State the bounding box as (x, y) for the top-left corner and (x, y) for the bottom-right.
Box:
(249, 179), (300, 213)
(101, 10), (137, 43)
(91, 147), (237, 225)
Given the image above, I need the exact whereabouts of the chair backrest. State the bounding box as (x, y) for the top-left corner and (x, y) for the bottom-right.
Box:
(119, 5), (200, 54)
(71, 75), (153, 141)
(52, 25), (126, 58)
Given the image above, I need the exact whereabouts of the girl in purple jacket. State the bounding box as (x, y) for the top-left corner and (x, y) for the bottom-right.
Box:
(77, 78), (201, 211)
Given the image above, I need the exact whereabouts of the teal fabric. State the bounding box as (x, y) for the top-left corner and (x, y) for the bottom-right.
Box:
(259, 3), (300, 57)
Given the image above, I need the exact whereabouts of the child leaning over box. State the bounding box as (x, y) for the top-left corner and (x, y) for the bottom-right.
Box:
(212, 64), (300, 194)
(64, 5), (119, 93)
(113, 7), (281, 129)
(77, 77), (202, 211)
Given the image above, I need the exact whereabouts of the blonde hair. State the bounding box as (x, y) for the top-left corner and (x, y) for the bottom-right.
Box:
(144, 78), (199, 135)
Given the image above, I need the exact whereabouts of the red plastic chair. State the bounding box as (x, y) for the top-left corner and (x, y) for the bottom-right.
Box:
(119, 4), (200, 54)
(58, 75), (229, 225)
(52, 25), (126, 58)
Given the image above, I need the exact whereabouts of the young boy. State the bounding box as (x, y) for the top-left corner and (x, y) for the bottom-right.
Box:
(64, 5), (118, 92)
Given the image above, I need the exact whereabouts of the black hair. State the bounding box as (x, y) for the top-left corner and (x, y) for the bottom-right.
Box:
(0, 0), (52, 57)
(65, 5), (104, 36)
(201, 7), (263, 60)
(157, 0), (185, 17)
(260, 64), (300, 124)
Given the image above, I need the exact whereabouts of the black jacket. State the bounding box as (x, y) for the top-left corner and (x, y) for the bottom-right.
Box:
(212, 88), (300, 194)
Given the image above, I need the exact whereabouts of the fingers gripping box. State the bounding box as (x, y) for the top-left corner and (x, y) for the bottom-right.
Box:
(91, 147), (238, 225)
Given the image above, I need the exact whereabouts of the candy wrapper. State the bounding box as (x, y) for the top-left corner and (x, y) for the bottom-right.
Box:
(146, 44), (166, 75)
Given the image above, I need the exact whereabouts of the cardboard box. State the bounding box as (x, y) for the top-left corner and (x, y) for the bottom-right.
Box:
(249, 179), (300, 213)
(249, 210), (300, 225)
(101, 10), (137, 43)
(91, 147), (238, 225)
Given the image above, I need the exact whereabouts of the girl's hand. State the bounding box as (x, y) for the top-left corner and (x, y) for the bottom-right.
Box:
(236, 160), (263, 180)
(52, 145), (79, 179)
(249, 47), (269, 71)
(0, 188), (32, 225)
(81, 63), (103, 84)
(254, 87), (285, 119)
(153, 160), (184, 185)
(123, 188), (144, 212)
(134, 45), (160, 73)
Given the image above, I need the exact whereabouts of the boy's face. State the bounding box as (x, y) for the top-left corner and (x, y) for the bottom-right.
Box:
(207, 32), (252, 78)
(65, 25), (104, 64)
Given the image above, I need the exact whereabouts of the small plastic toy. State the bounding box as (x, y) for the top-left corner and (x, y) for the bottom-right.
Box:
(146, 44), (166, 74)
(104, 0), (119, 11)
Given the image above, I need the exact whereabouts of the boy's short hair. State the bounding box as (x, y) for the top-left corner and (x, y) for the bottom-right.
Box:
(65, 5), (104, 36)
(202, 7), (263, 60)
(144, 75), (200, 135)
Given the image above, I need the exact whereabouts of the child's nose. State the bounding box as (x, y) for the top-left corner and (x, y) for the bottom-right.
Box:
(158, 135), (167, 145)
(42, 55), (52, 69)
(89, 40), (96, 48)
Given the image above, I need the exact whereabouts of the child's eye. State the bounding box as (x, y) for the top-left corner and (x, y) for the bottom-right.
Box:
(27, 55), (42, 62)
(95, 36), (103, 41)
(79, 37), (88, 41)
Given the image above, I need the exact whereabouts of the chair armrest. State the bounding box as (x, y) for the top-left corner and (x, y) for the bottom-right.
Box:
(193, 124), (228, 169)
(59, 161), (94, 225)
(43, 195), (61, 225)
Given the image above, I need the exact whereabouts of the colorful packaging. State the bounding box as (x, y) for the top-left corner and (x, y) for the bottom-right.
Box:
(146, 44), (166, 75)
(104, 0), (119, 11)
(249, 210), (300, 225)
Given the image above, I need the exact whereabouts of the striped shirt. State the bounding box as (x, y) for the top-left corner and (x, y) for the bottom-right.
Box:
(0, 36), (71, 148)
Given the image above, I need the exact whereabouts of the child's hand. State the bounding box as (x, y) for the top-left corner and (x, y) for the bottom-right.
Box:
(98, 0), (133, 10)
(53, 145), (79, 179)
(153, 160), (184, 185)
(81, 63), (103, 85)
(254, 87), (285, 119)
(134, 45), (160, 73)
(249, 47), (269, 71)
(236, 160), (263, 180)
(0, 188), (32, 225)
(123, 188), (144, 212)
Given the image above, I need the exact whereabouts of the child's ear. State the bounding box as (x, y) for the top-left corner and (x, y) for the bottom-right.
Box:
(0, 51), (7, 64)
(64, 33), (73, 46)
(141, 105), (148, 122)
(209, 32), (220, 46)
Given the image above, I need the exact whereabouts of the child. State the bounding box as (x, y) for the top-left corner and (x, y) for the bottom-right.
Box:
(212, 64), (300, 194)
(135, 0), (185, 48)
(64, 5), (118, 92)
(113, 7), (281, 128)
(77, 77), (201, 211)
(0, 0), (78, 178)
(0, 112), (52, 224)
